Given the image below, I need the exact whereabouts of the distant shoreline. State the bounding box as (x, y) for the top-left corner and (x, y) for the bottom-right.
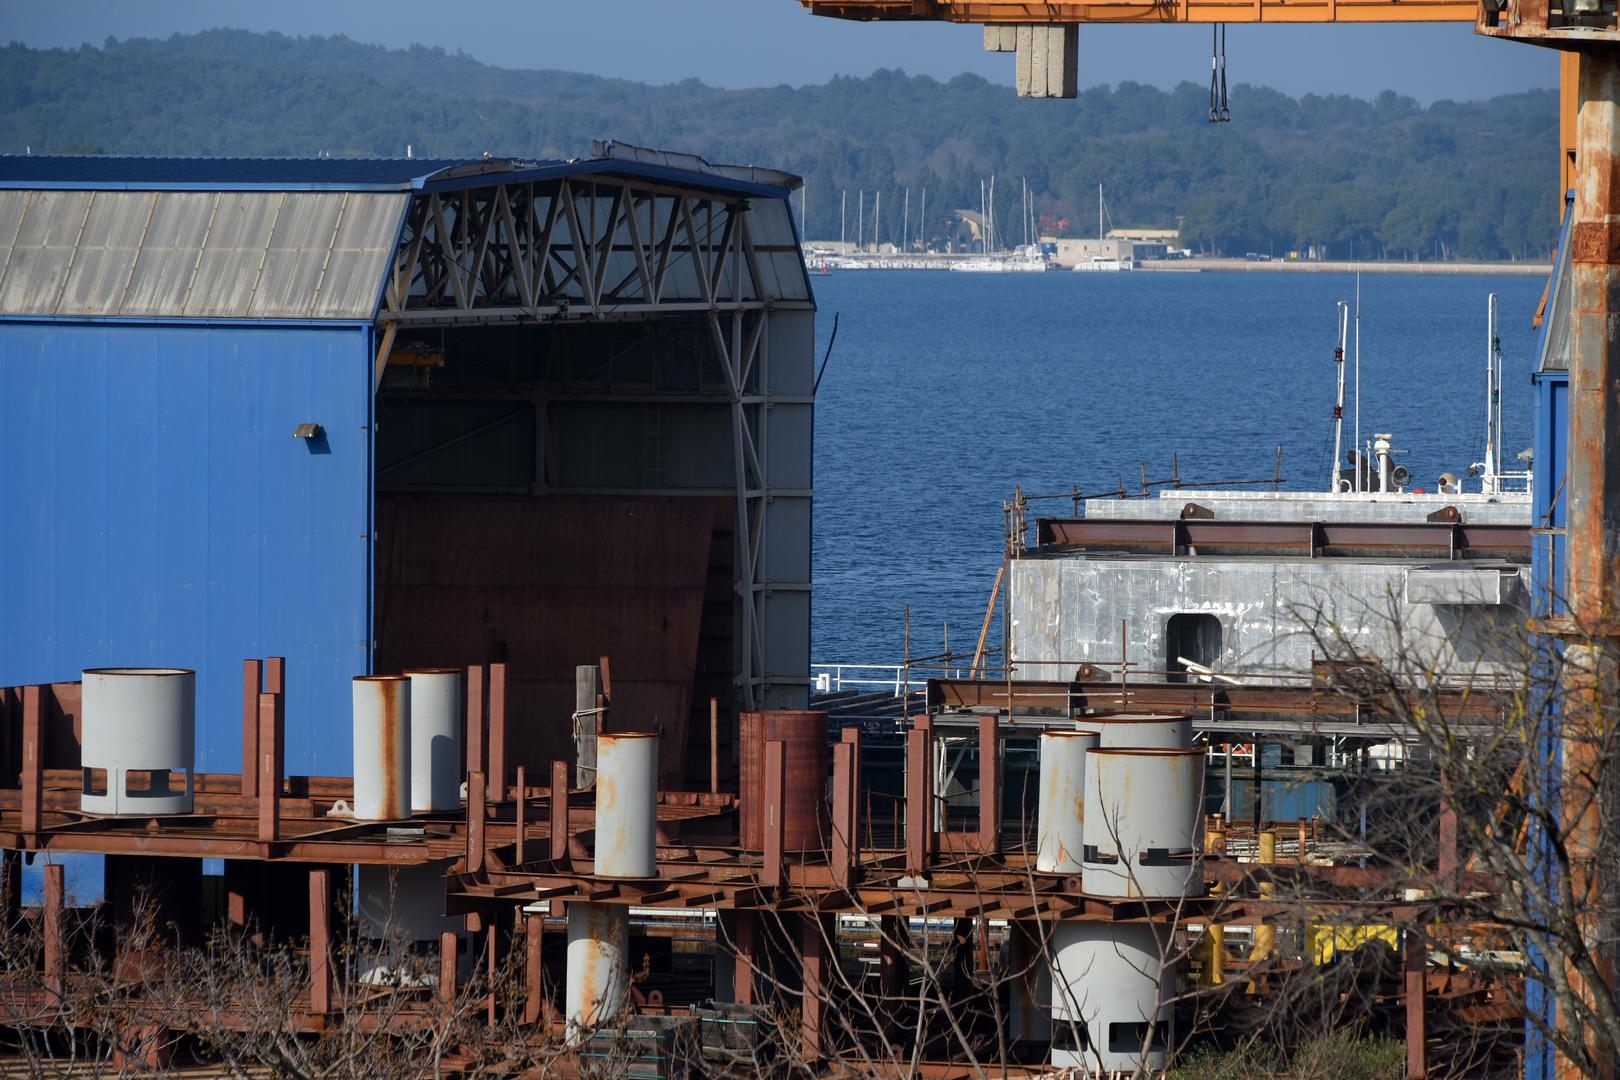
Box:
(1139, 258), (1551, 276)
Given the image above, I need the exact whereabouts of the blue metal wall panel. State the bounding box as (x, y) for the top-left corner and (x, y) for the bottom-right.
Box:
(1531, 370), (1568, 618)
(0, 321), (372, 776)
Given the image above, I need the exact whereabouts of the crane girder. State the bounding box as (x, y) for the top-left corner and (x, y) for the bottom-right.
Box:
(802, 0), (1477, 23)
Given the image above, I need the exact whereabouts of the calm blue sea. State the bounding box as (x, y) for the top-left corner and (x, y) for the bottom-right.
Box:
(808, 269), (1545, 666)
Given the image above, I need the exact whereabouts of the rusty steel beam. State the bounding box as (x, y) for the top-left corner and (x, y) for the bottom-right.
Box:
(489, 664), (507, 804)
(265, 658), (285, 784)
(978, 713), (1000, 855)
(733, 909), (759, 1006)
(42, 861), (63, 993)
(309, 868), (331, 1016)
(467, 771), (486, 875)
(514, 766), (527, 866)
(439, 931), (458, 1004)
(1405, 926), (1427, 1078)
(550, 761), (570, 862)
(241, 660), (261, 799)
(802, 0), (1477, 23)
(762, 740), (786, 889)
(802, 913), (832, 1059)
(257, 692), (279, 843)
(21, 686), (42, 840)
(466, 665), (486, 788)
(1035, 516), (1530, 560)
(524, 912), (545, 1026)
(832, 741), (856, 890)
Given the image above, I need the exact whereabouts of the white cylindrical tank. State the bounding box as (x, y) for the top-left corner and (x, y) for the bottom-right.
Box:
(405, 668), (463, 812)
(1084, 712), (1192, 750)
(353, 675), (411, 821)
(1082, 747), (1204, 899)
(81, 668), (195, 815)
(1036, 729), (1099, 873)
(566, 901), (630, 1040)
(1050, 920), (1176, 1073)
(356, 859), (463, 985)
(594, 732), (659, 878)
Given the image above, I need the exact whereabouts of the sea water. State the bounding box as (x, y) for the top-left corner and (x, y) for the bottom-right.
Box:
(810, 269), (1545, 665)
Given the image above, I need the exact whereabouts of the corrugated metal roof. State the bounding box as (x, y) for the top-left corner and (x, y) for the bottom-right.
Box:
(0, 155), (461, 190)
(0, 189), (406, 320)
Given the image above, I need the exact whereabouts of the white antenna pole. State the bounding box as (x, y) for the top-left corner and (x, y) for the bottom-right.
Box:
(1493, 293), (1505, 483)
(1354, 272), (1362, 494)
(1332, 301), (1349, 492)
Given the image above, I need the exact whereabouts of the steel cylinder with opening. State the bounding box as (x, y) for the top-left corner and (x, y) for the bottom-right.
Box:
(1084, 711), (1192, 749)
(1081, 747), (1204, 898)
(595, 731), (659, 877)
(1036, 729), (1099, 873)
(566, 901), (630, 1041)
(81, 667), (195, 815)
(405, 668), (462, 812)
(739, 710), (829, 851)
(352, 675), (411, 820)
(1049, 920), (1175, 1073)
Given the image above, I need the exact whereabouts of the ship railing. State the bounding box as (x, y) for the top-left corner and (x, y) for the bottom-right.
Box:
(811, 661), (990, 698)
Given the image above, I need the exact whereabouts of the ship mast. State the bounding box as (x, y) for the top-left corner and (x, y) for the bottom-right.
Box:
(1331, 300), (1349, 492)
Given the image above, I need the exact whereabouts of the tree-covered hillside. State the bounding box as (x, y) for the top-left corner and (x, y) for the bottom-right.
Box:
(0, 31), (1560, 260)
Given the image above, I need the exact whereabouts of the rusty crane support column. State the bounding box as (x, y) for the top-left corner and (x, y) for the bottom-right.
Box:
(1562, 48), (1620, 1076)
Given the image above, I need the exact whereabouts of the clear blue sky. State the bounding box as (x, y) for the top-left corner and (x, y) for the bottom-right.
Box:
(4, 0), (1556, 103)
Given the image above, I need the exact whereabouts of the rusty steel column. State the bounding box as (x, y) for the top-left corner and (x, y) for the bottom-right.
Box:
(439, 930), (458, 1004)
(488, 663), (507, 803)
(1, 849), (20, 930)
(21, 685), (42, 841)
(265, 657), (285, 784)
(241, 659), (260, 798)
(801, 913), (833, 1060)
(1563, 50), (1620, 1075)
(308, 868), (331, 1016)
(550, 760), (570, 861)
(257, 692), (279, 843)
(514, 765), (528, 866)
(762, 740), (786, 889)
(831, 740), (856, 889)
(1405, 926), (1427, 1079)
(733, 909), (760, 1006)
(466, 664), (486, 785)
(42, 862), (64, 993)
(467, 771), (486, 875)
(524, 911), (546, 1026)
(978, 713), (1001, 854)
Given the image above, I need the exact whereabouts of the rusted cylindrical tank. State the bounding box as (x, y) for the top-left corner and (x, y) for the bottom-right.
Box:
(1036, 729), (1100, 873)
(594, 732), (659, 878)
(1083, 711), (1193, 749)
(566, 901), (630, 1042)
(352, 675), (411, 820)
(1082, 747), (1204, 899)
(405, 668), (462, 812)
(738, 710), (829, 851)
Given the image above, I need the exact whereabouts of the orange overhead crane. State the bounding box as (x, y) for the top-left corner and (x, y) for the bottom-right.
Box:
(803, 1), (1578, 196)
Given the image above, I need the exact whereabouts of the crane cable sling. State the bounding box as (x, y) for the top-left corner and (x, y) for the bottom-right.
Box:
(1209, 25), (1230, 123)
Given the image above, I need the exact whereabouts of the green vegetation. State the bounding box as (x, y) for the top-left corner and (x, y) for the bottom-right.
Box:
(1167, 1031), (1406, 1079)
(0, 31), (1558, 260)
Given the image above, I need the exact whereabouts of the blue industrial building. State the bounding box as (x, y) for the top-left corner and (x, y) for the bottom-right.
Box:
(0, 151), (815, 782)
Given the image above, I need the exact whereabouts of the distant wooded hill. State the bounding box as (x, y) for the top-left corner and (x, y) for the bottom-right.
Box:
(0, 30), (1559, 260)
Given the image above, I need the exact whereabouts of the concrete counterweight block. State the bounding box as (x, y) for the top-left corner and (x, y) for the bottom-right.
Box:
(1050, 921), (1176, 1073)
(80, 668), (195, 815)
(1081, 747), (1205, 898)
(1036, 729), (1100, 873)
(352, 675), (411, 820)
(405, 668), (462, 812)
(595, 732), (659, 878)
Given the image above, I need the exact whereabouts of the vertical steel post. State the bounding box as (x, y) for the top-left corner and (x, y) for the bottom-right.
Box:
(241, 659), (261, 798)
(309, 868), (331, 1016)
(1, 849), (20, 930)
(257, 692), (279, 843)
(550, 760), (570, 861)
(439, 931), (458, 1004)
(42, 862), (64, 993)
(575, 665), (601, 788)
(21, 685), (42, 840)
(488, 663), (507, 803)
(905, 725), (932, 875)
(1405, 926), (1427, 1079)
(978, 713), (1001, 854)
(265, 657), (285, 786)
(832, 740), (855, 889)
(733, 909), (759, 1006)
(514, 765), (527, 866)
(801, 913), (832, 1059)
(524, 912), (545, 1026)
(467, 771), (486, 875)
(466, 664), (486, 787)
(763, 740), (786, 889)
(710, 696), (720, 795)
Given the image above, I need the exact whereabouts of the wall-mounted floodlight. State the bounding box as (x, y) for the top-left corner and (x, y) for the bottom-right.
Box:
(293, 423), (324, 440)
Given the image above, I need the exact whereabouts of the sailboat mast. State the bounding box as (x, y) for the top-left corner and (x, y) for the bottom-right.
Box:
(840, 190), (846, 248)
(1332, 301), (1349, 492)
(1098, 183), (1104, 242)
